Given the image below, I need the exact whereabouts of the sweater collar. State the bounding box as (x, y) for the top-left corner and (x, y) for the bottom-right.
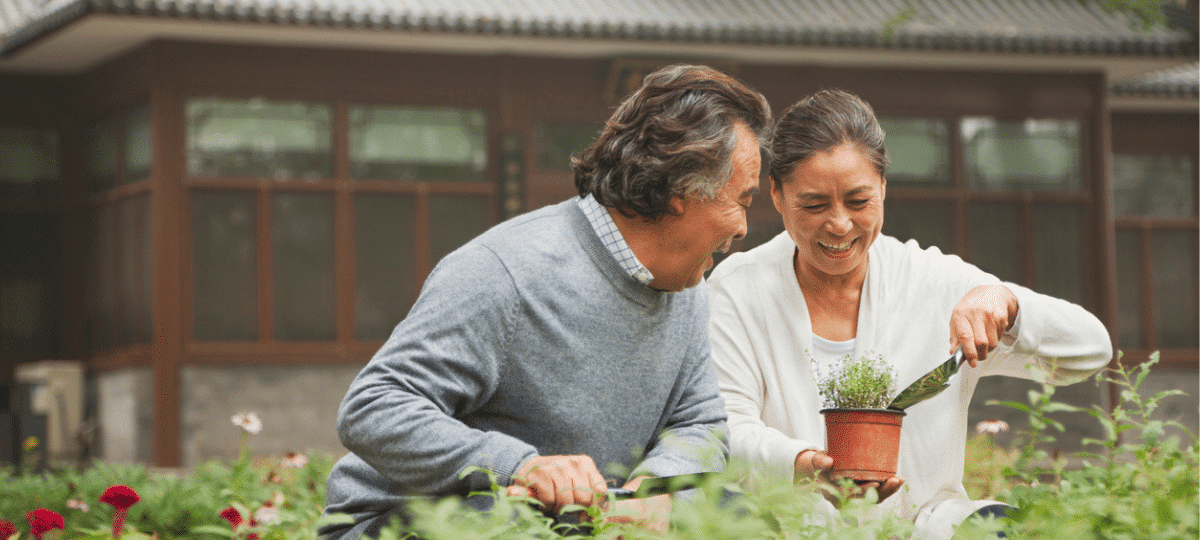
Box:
(565, 197), (665, 306)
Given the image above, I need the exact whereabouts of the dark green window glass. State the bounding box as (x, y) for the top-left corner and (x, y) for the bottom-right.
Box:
(878, 117), (950, 187)
(354, 194), (417, 340)
(1112, 154), (1196, 219)
(272, 192), (336, 341)
(0, 127), (59, 200)
(963, 117), (1081, 192)
(349, 106), (487, 182)
(192, 191), (258, 341)
(187, 98), (333, 180)
(534, 122), (601, 170)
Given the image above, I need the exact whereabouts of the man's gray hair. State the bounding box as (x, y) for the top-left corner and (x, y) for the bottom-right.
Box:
(573, 64), (772, 221)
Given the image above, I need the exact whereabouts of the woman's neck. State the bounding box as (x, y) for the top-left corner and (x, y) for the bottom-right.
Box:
(794, 249), (867, 341)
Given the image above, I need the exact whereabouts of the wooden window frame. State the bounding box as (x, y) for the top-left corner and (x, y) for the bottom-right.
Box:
(182, 98), (498, 365)
(884, 114), (1098, 311)
(82, 106), (156, 371)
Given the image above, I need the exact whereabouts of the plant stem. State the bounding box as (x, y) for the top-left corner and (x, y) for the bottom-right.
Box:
(111, 507), (126, 539)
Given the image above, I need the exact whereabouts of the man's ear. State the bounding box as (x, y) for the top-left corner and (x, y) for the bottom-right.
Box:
(666, 195), (686, 218)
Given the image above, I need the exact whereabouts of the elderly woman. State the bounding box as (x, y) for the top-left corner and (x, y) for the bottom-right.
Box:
(707, 89), (1112, 539)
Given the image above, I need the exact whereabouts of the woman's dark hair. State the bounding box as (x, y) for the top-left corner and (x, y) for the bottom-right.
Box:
(769, 89), (889, 189)
(572, 64), (772, 221)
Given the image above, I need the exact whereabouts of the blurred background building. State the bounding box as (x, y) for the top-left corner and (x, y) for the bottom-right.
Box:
(0, 0), (1196, 469)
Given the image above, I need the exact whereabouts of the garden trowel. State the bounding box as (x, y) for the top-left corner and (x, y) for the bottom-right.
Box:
(887, 348), (965, 410)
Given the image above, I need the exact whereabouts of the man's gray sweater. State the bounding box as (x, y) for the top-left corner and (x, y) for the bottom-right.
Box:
(322, 198), (729, 537)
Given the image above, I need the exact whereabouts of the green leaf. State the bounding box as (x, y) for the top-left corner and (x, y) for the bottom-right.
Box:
(190, 525), (237, 537)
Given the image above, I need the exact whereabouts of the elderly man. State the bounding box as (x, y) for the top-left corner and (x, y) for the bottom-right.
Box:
(320, 64), (773, 539)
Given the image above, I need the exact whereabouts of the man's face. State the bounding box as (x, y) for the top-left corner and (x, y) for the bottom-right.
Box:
(649, 123), (760, 292)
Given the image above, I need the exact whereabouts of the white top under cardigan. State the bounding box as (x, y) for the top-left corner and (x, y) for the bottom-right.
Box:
(707, 232), (1112, 540)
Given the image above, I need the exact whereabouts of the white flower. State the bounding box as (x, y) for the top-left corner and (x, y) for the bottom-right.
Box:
(231, 412), (263, 435)
(280, 451), (309, 469)
(975, 419), (1009, 435)
(254, 505), (280, 525)
(66, 499), (89, 512)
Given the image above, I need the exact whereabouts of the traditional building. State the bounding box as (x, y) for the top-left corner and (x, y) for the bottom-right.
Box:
(1, 0), (1196, 468)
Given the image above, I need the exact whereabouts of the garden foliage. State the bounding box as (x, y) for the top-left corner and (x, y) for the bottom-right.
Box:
(0, 353), (1195, 539)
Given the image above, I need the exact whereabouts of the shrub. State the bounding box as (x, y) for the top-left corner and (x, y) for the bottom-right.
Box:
(817, 354), (896, 409)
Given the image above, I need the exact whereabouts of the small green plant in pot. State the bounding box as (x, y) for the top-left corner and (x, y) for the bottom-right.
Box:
(818, 354), (905, 483)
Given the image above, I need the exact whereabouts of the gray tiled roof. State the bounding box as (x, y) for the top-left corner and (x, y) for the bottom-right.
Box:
(1, 0), (1195, 57)
(1111, 62), (1200, 97)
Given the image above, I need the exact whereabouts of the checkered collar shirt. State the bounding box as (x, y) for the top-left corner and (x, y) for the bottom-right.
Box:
(577, 195), (655, 286)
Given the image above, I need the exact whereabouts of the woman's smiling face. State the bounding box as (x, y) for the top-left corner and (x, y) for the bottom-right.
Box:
(772, 143), (886, 282)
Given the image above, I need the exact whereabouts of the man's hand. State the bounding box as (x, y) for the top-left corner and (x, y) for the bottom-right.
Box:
(794, 449), (904, 504)
(604, 476), (671, 534)
(950, 285), (1019, 367)
(505, 455), (608, 513)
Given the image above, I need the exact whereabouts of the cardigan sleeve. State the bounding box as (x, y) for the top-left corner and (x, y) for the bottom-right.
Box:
(336, 243), (538, 495)
(708, 269), (817, 482)
(978, 282), (1113, 384)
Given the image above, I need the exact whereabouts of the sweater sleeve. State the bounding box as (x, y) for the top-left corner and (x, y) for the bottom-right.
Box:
(708, 271), (816, 482)
(631, 290), (731, 480)
(979, 282), (1113, 384)
(336, 244), (538, 495)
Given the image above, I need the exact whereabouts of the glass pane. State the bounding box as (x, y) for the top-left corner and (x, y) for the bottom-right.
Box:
(187, 98), (332, 180)
(118, 198), (137, 345)
(1115, 228), (1144, 348)
(92, 205), (117, 349)
(1151, 229), (1198, 348)
(878, 117), (950, 186)
(84, 121), (118, 193)
(141, 195), (153, 342)
(355, 194), (417, 340)
(272, 192), (335, 341)
(0, 212), (60, 358)
(968, 203), (1023, 284)
(0, 127), (59, 200)
(881, 199), (953, 252)
(1112, 154), (1196, 219)
(124, 107), (153, 183)
(117, 196), (151, 345)
(430, 195), (490, 266)
(1032, 204), (1084, 305)
(192, 191), (258, 341)
(350, 105), (487, 181)
(963, 117), (1081, 192)
(534, 122), (601, 170)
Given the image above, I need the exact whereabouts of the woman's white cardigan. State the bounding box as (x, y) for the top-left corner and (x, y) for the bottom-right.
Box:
(707, 232), (1112, 539)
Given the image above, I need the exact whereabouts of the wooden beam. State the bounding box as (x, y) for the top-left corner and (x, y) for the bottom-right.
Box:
(149, 49), (184, 467)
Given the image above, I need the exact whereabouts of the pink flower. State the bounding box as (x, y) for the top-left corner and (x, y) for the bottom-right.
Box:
(0, 519), (17, 540)
(25, 509), (64, 540)
(231, 412), (263, 435)
(975, 419), (1010, 435)
(254, 505), (280, 525)
(280, 451), (308, 469)
(100, 484), (141, 540)
(66, 498), (90, 512)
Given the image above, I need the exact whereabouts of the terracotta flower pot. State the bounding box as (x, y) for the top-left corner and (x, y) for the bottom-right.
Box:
(820, 408), (905, 483)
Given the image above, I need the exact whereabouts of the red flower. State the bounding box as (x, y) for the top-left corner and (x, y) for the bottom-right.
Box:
(100, 484), (141, 509)
(0, 519), (17, 540)
(219, 506), (244, 529)
(100, 484), (141, 539)
(25, 509), (64, 540)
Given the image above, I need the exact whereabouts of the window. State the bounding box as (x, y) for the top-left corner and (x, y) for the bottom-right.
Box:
(880, 115), (1091, 309)
(1113, 154), (1199, 353)
(79, 107), (154, 353)
(187, 98), (494, 343)
(0, 127), (59, 200)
